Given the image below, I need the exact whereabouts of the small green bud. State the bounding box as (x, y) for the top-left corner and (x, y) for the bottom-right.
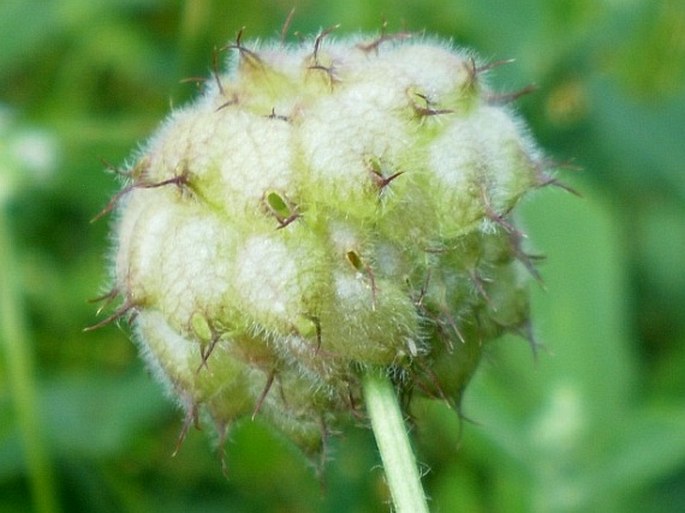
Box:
(97, 31), (553, 460)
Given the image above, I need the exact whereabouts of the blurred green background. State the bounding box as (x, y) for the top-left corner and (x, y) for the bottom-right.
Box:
(1, 0), (684, 512)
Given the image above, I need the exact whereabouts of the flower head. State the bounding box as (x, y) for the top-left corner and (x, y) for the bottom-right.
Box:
(95, 31), (551, 459)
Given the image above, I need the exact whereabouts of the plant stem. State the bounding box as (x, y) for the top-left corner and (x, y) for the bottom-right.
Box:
(363, 371), (430, 513)
(0, 208), (60, 513)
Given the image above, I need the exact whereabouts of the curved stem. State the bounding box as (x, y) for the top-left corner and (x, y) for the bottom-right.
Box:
(363, 371), (430, 513)
(0, 207), (60, 513)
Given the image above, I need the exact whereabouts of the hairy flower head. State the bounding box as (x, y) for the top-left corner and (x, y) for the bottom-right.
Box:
(94, 31), (553, 459)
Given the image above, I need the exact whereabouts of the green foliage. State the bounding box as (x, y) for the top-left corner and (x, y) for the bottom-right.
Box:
(1, 1), (683, 512)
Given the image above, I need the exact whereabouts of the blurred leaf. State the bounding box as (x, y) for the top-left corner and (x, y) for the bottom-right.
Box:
(40, 370), (173, 458)
(0, 0), (60, 72)
(588, 406), (685, 495)
(0, 421), (25, 479)
(587, 78), (685, 199)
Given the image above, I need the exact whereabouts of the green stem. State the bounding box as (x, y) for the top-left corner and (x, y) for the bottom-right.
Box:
(0, 207), (60, 513)
(363, 371), (430, 513)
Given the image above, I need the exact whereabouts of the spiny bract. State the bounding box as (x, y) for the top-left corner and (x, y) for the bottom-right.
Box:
(99, 31), (550, 459)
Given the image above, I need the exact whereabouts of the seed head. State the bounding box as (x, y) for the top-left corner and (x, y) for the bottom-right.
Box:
(96, 32), (552, 461)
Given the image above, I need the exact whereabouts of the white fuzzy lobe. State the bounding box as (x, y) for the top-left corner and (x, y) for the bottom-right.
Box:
(299, 80), (409, 203)
(135, 309), (197, 392)
(334, 272), (368, 304)
(209, 111), (295, 214)
(144, 105), (210, 182)
(328, 222), (362, 253)
(429, 115), (483, 191)
(157, 209), (234, 326)
(116, 190), (177, 302)
(427, 111), (486, 232)
(473, 105), (537, 207)
(117, 187), (235, 328)
(234, 234), (316, 325)
(374, 242), (404, 277)
(380, 43), (471, 100)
